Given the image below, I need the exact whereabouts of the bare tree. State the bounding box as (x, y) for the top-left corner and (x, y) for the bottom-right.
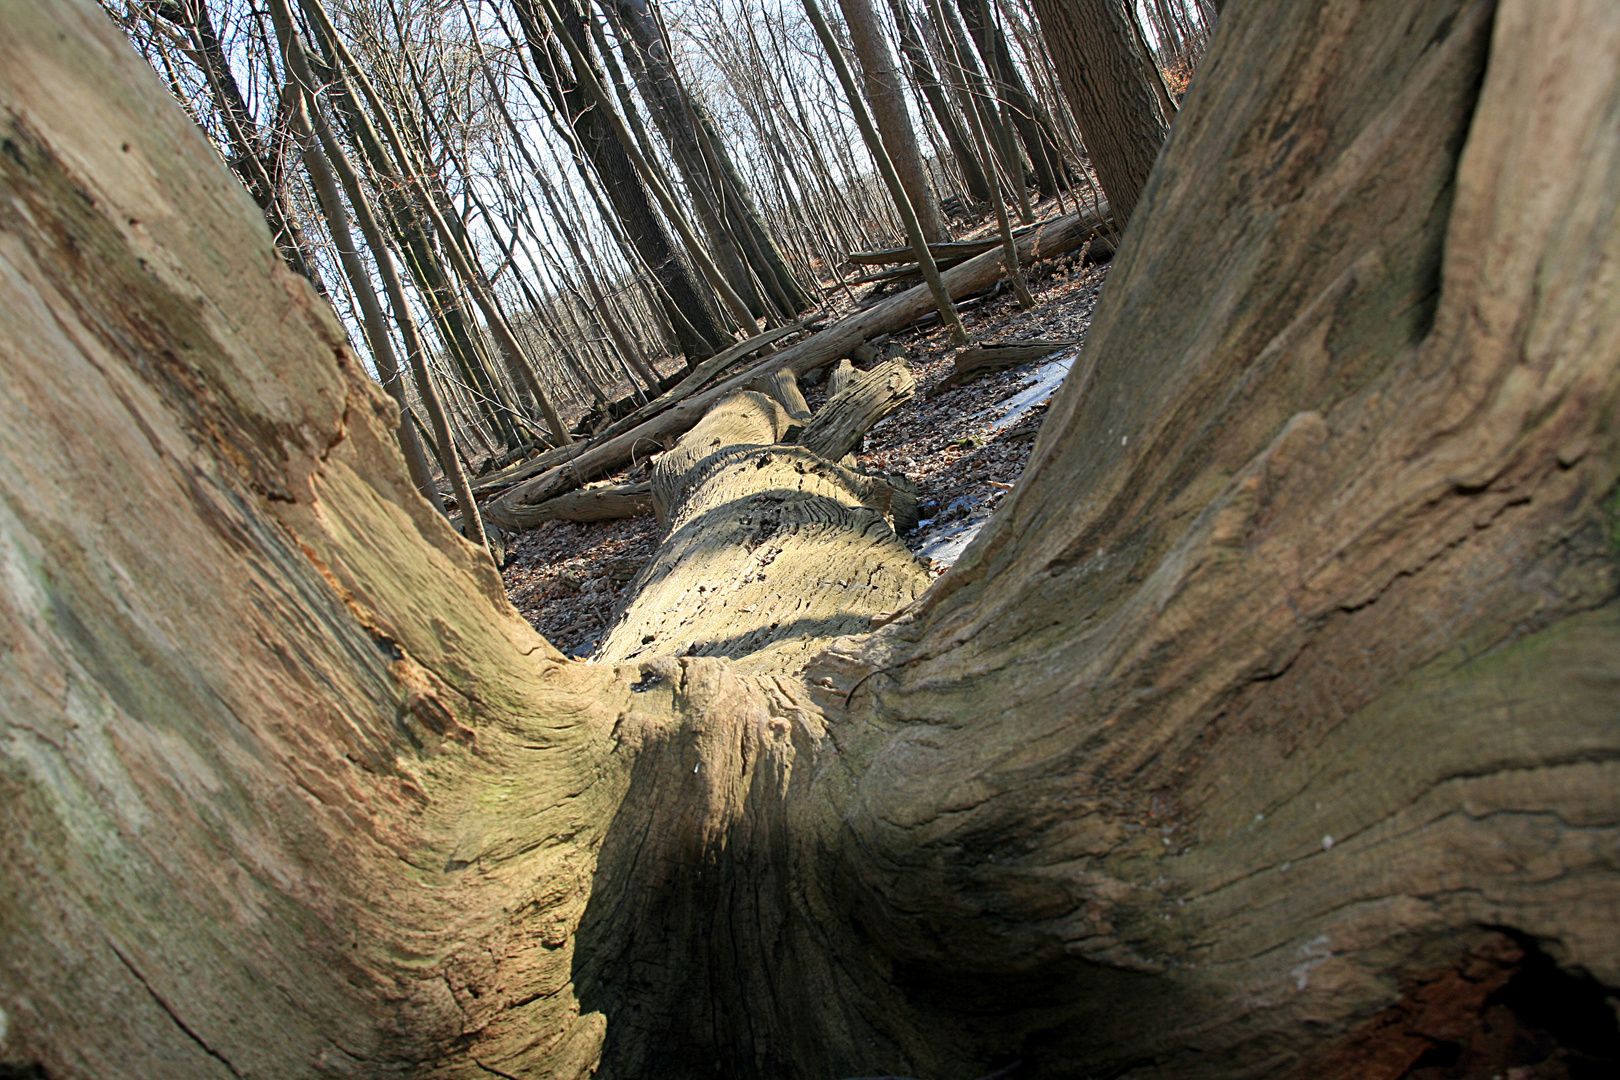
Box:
(835, 0), (950, 241)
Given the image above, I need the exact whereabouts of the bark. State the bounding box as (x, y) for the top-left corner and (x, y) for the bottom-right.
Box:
(836, 0), (950, 243)
(884, 0), (995, 205)
(956, 0), (1069, 196)
(5, 3), (1620, 1080)
(1031, 0), (1169, 225)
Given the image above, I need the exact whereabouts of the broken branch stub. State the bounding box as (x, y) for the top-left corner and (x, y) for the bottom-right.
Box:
(750, 367), (813, 423)
(824, 357), (855, 401)
(799, 359), (916, 461)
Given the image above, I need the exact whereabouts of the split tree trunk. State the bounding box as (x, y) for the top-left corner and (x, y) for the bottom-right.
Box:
(3, 3), (1618, 1080)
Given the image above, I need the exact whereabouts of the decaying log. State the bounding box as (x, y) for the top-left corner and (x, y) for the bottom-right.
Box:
(469, 441), (586, 497)
(848, 230), (1114, 288)
(799, 360), (916, 461)
(602, 389), (928, 674)
(927, 338), (1076, 396)
(845, 216), (1104, 265)
(846, 259), (965, 287)
(486, 212), (1100, 529)
(475, 321), (813, 503)
(493, 482), (653, 530)
(849, 238), (1001, 266)
(650, 391), (795, 524)
(824, 357), (855, 401)
(750, 366), (813, 422)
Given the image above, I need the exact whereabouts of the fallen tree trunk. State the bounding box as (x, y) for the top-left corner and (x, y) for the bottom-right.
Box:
(466, 322), (812, 500)
(604, 318), (814, 433)
(601, 390), (928, 674)
(845, 218), (1086, 265)
(485, 209), (1104, 528)
(846, 223), (1115, 287)
(494, 481), (653, 529)
(848, 235), (1013, 266)
(468, 440), (585, 497)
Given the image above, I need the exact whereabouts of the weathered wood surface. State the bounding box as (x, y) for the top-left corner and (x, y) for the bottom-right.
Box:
(799, 359), (916, 460)
(927, 338), (1076, 396)
(601, 390), (929, 674)
(824, 357), (855, 401)
(649, 391), (795, 524)
(485, 210), (1100, 528)
(750, 366), (813, 423)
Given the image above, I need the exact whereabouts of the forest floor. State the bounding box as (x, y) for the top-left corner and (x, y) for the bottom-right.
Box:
(500, 207), (1112, 658)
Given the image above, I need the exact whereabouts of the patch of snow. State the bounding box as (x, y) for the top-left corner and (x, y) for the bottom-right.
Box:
(916, 516), (989, 567)
(903, 351), (1080, 571)
(990, 350), (1076, 431)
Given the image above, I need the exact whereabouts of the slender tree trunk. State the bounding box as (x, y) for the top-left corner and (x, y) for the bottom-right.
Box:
(302, 3), (522, 446)
(804, 0), (968, 342)
(592, 0), (760, 317)
(1030, 0), (1168, 224)
(7, 5), (1620, 1080)
(957, 0), (1068, 194)
(835, 0), (950, 242)
(511, 0), (738, 362)
(936, 0), (1034, 219)
(885, 0), (993, 205)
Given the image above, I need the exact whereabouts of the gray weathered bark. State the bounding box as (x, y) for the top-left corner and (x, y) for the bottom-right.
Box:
(1031, 0), (1169, 224)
